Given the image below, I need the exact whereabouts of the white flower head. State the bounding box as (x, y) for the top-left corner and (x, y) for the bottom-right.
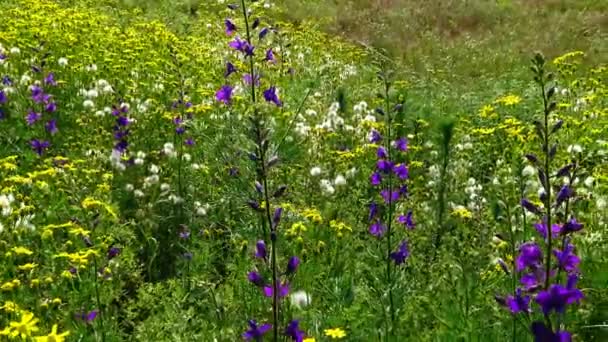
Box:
(334, 174), (347, 186)
(58, 57), (68, 66)
(310, 167), (322, 177)
(289, 290), (311, 308)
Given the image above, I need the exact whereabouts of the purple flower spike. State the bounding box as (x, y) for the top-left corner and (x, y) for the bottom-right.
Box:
(263, 86), (282, 107)
(225, 19), (237, 36)
(534, 221), (561, 240)
(243, 73), (261, 86)
(376, 159), (394, 173)
(272, 207), (283, 228)
(535, 284), (583, 315)
(243, 320), (272, 341)
(380, 189), (400, 204)
(390, 240), (409, 265)
(216, 85), (233, 105)
(0, 90), (7, 104)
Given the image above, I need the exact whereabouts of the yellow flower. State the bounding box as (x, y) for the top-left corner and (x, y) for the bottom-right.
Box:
(9, 311), (39, 339)
(12, 246), (34, 255)
(495, 94), (522, 106)
(451, 207), (473, 219)
(17, 263), (38, 271)
(324, 328), (346, 339)
(303, 338), (316, 342)
(34, 324), (70, 342)
(0, 301), (19, 313)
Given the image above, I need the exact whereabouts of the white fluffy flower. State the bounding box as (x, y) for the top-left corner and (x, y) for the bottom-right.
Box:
(87, 89), (99, 98)
(125, 184), (134, 192)
(310, 167), (322, 177)
(149, 164), (160, 174)
(58, 57), (68, 66)
(160, 183), (171, 192)
(10, 47), (20, 54)
(567, 144), (583, 154)
(83, 100), (95, 108)
(86, 64), (98, 72)
(289, 290), (311, 308)
(583, 176), (594, 188)
(334, 174), (347, 186)
(522, 165), (536, 177)
(134, 190), (145, 198)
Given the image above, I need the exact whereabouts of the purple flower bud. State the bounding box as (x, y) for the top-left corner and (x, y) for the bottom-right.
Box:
(247, 271), (264, 287)
(286, 256), (299, 274)
(272, 207), (283, 228)
(521, 199), (541, 215)
(255, 240), (266, 259)
(108, 247), (120, 259)
(555, 185), (573, 207)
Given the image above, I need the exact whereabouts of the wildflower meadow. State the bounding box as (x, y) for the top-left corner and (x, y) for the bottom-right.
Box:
(0, 0), (606, 341)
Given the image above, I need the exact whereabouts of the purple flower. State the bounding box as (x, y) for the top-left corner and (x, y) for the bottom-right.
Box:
(534, 221), (561, 240)
(273, 207), (283, 228)
(225, 62), (237, 78)
(370, 172), (382, 186)
(553, 244), (580, 274)
(263, 282), (290, 298)
(390, 240), (409, 265)
(225, 19), (237, 35)
(26, 110), (41, 125)
(531, 322), (571, 342)
(259, 27), (269, 40)
(248, 271), (265, 287)
(31, 85), (44, 103)
(0, 90), (7, 104)
(397, 210), (415, 229)
(561, 218), (583, 235)
(44, 72), (57, 86)
(376, 146), (388, 159)
(286, 256), (299, 275)
(520, 269), (545, 291)
(2, 76), (11, 86)
(521, 199), (542, 215)
(255, 240), (266, 259)
(229, 37), (247, 51)
(376, 159), (394, 173)
(395, 137), (408, 151)
(216, 85), (233, 105)
(185, 138), (195, 146)
(284, 320), (305, 342)
(179, 229), (191, 239)
(555, 185), (574, 207)
(30, 139), (50, 156)
(45, 119), (58, 134)
(369, 221), (386, 237)
(515, 242), (543, 271)
(265, 48), (275, 63)
(243, 320), (272, 341)
(368, 202), (378, 221)
(108, 247), (120, 259)
(45, 101), (56, 113)
(369, 129), (382, 143)
(76, 310), (99, 324)
(263, 86), (282, 107)
(380, 189), (399, 204)
(505, 288), (530, 314)
(535, 284), (582, 315)
(243, 73), (261, 86)
(393, 163), (409, 180)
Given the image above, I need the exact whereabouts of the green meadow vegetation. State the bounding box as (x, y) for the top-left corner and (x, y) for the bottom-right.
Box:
(0, 0), (606, 341)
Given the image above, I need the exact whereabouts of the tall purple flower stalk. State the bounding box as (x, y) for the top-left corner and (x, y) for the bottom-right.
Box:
(495, 53), (585, 341)
(221, 1), (302, 340)
(367, 69), (414, 337)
